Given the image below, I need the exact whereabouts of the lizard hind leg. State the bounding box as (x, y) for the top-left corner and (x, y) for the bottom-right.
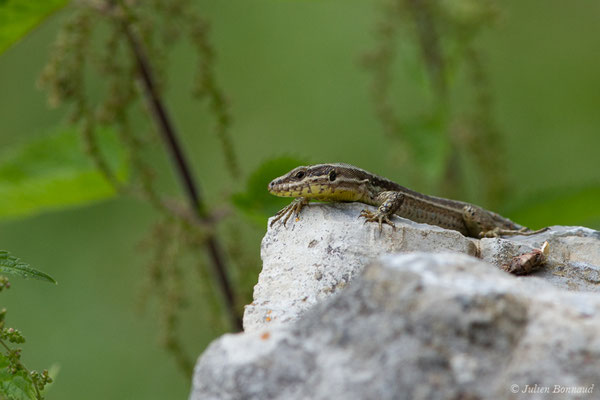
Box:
(462, 205), (500, 238)
(359, 191), (404, 233)
(480, 226), (550, 238)
(462, 205), (549, 238)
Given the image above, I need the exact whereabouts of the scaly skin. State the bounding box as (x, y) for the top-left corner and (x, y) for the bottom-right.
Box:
(268, 163), (547, 239)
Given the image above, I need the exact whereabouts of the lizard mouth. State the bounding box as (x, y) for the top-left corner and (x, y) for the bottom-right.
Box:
(268, 179), (312, 198)
(268, 179), (289, 196)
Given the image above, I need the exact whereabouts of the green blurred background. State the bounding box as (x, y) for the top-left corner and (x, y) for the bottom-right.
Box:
(0, 0), (599, 398)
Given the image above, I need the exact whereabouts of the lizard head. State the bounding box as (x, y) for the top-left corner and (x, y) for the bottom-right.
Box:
(268, 163), (367, 201)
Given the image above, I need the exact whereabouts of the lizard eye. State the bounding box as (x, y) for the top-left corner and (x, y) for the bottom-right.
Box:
(295, 171), (305, 179)
(328, 170), (337, 182)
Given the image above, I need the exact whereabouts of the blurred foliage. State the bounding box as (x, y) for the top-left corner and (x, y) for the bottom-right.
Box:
(364, 0), (506, 205)
(0, 0), (599, 398)
(0, 127), (126, 220)
(506, 186), (600, 230)
(0, 0), (68, 55)
(36, 0), (245, 378)
(232, 156), (309, 226)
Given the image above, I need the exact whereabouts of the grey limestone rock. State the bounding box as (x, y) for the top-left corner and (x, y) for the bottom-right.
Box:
(191, 253), (600, 400)
(243, 202), (477, 332)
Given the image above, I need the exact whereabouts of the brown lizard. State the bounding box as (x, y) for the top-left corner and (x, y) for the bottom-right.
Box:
(268, 163), (547, 239)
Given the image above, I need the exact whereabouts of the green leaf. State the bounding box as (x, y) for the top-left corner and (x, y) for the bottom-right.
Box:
(505, 186), (600, 231)
(0, 250), (56, 284)
(0, 0), (70, 55)
(232, 156), (309, 225)
(0, 353), (37, 400)
(0, 126), (128, 220)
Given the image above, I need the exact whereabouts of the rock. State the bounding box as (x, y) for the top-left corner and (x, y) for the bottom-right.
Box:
(480, 225), (600, 291)
(190, 253), (600, 400)
(243, 203), (477, 332)
(191, 203), (600, 399)
(244, 203), (600, 331)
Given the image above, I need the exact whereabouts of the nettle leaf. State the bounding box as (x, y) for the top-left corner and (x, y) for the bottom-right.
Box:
(0, 353), (37, 400)
(232, 156), (309, 225)
(0, 0), (70, 55)
(0, 126), (128, 220)
(0, 250), (56, 284)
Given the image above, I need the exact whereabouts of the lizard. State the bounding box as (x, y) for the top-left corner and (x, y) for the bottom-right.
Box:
(268, 163), (548, 239)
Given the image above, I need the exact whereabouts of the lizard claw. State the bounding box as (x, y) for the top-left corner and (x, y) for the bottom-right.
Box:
(359, 209), (396, 232)
(271, 198), (309, 227)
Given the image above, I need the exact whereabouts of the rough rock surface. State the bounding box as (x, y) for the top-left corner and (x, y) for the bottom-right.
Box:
(480, 225), (600, 291)
(191, 253), (600, 400)
(244, 203), (600, 331)
(243, 203), (477, 332)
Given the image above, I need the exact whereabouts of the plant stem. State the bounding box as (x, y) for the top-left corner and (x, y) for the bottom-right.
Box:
(120, 15), (242, 331)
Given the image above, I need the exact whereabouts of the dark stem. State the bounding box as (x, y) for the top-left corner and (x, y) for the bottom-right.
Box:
(406, 0), (447, 99)
(120, 18), (242, 331)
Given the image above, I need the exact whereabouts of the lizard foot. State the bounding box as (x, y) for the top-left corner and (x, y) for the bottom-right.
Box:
(359, 209), (396, 233)
(270, 198), (309, 227)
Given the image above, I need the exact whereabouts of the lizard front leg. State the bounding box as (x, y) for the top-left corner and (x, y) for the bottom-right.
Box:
(360, 191), (404, 232)
(271, 197), (309, 227)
